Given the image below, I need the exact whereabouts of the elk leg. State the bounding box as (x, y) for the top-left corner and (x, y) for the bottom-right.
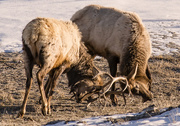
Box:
(37, 64), (53, 116)
(47, 65), (67, 114)
(107, 56), (118, 105)
(39, 68), (59, 104)
(45, 78), (51, 98)
(39, 76), (51, 104)
(18, 60), (34, 118)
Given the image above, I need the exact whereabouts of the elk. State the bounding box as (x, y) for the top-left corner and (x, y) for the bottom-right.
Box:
(18, 17), (128, 117)
(71, 5), (153, 105)
(18, 17), (104, 117)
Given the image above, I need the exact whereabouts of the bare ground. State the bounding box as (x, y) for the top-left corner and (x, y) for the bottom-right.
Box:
(0, 52), (180, 126)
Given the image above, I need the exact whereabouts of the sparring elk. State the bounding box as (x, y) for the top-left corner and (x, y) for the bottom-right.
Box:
(18, 17), (103, 117)
(71, 5), (153, 104)
(18, 17), (128, 117)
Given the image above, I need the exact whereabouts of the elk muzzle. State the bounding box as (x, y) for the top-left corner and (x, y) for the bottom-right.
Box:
(138, 83), (153, 102)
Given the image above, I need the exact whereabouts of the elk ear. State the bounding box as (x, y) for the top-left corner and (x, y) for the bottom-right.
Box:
(127, 63), (138, 80)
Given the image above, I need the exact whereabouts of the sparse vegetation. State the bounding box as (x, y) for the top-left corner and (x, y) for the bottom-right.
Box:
(0, 52), (180, 125)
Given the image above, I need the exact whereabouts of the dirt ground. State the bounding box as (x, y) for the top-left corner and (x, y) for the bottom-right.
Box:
(0, 52), (180, 126)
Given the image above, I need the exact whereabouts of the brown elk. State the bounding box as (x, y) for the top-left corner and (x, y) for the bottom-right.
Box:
(18, 17), (127, 117)
(71, 5), (153, 105)
(18, 17), (104, 117)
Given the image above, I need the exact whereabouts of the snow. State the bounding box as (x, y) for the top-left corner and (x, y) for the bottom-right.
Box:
(121, 108), (180, 126)
(46, 107), (180, 126)
(0, 0), (180, 54)
(0, 0), (180, 125)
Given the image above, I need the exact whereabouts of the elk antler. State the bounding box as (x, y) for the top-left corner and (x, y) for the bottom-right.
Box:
(81, 69), (131, 107)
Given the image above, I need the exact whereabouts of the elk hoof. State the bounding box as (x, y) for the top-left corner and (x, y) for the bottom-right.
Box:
(41, 106), (48, 116)
(17, 110), (25, 118)
(47, 109), (51, 115)
(47, 105), (51, 115)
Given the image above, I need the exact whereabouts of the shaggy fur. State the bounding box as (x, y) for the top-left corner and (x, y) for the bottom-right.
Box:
(18, 17), (102, 117)
(71, 5), (153, 103)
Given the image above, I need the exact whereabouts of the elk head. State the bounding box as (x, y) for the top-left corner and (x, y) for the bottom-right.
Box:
(126, 63), (153, 102)
(70, 67), (129, 104)
(70, 79), (95, 103)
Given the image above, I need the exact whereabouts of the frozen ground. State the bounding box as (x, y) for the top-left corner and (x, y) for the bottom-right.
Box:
(0, 0), (180, 126)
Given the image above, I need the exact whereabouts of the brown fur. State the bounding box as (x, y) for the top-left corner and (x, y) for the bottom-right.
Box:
(71, 5), (153, 103)
(18, 17), (102, 117)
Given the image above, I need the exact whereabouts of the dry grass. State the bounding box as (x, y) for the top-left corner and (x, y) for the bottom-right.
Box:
(0, 52), (180, 125)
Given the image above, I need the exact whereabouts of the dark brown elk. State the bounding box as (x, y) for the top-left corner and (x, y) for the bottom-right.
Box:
(18, 17), (105, 117)
(71, 5), (153, 105)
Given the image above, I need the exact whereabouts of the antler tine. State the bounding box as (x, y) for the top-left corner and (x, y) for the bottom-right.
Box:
(93, 66), (114, 80)
(73, 80), (83, 86)
(101, 76), (128, 96)
(93, 71), (113, 80)
(94, 71), (129, 92)
(122, 78), (129, 92)
(70, 92), (76, 99)
(80, 92), (94, 102)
